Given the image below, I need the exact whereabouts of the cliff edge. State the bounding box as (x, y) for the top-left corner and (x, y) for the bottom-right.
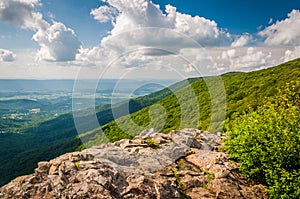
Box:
(0, 129), (268, 199)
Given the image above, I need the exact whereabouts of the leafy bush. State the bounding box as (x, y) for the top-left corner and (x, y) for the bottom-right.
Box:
(225, 81), (300, 198)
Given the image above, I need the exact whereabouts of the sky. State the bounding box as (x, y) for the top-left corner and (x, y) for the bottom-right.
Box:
(0, 0), (300, 79)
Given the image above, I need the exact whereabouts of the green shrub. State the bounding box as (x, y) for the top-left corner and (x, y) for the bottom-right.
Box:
(225, 81), (300, 198)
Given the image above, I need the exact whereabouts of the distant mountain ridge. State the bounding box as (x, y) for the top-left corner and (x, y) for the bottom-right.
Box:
(0, 58), (299, 186)
(0, 78), (198, 186)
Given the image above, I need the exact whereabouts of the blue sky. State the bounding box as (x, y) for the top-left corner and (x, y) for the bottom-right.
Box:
(155, 0), (300, 33)
(41, 0), (300, 45)
(0, 0), (300, 79)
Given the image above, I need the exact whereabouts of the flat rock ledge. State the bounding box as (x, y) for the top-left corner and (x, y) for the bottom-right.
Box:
(0, 128), (268, 199)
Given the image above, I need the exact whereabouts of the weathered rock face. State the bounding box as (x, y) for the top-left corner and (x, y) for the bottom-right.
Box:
(0, 129), (268, 199)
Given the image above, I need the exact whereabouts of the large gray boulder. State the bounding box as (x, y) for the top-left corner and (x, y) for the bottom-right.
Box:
(0, 129), (268, 199)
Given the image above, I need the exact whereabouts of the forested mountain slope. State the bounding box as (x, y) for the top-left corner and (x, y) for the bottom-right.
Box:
(80, 58), (300, 147)
(0, 58), (299, 186)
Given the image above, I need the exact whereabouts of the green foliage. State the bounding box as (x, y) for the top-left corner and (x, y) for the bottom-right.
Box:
(1, 58), (300, 187)
(204, 170), (215, 181)
(176, 158), (200, 172)
(82, 58), (300, 146)
(204, 170), (215, 188)
(172, 168), (188, 199)
(145, 138), (159, 149)
(76, 144), (86, 152)
(225, 81), (300, 198)
(0, 76), (196, 186)
(0, 137), (82, 186)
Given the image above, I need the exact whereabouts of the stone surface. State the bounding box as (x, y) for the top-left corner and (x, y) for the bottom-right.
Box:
(0, 129), (268, 199)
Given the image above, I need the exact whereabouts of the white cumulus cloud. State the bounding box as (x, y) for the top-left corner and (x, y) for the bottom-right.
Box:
(0, 0), (48, 30)
(231, 34), (252, 47)
(82, 0), (231, 68)
(33, 22), (81, 62)
(91, 0), (230, 46)
(0, 48), (15, 62)
(167, 5), (230, 46)
(259, 9), (300, 46)
(0, 0), (81, 62)
(91, 5), (118, 23)
(3, 0), (297, 75)
(217, 47), (272, 71)
(282, 46), (300, 62)
(221, 49), (236, 59)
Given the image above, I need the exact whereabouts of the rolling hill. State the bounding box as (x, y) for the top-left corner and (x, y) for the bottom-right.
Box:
(80, 58), (300, 147)
(0, 58), (299, 186)
(0, 78), (198, 186)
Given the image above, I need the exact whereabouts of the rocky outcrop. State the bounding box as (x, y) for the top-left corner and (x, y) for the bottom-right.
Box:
(0, 129), (268, 199)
